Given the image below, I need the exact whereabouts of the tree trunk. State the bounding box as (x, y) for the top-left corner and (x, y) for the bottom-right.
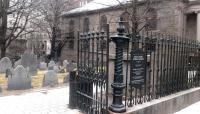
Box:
(0, 43), (6, 58)
(50, 26), (56, 60)
(0, 0), (9, 58)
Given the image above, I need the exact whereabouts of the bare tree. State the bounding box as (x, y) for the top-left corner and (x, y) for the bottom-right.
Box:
(117, 0), (156, 35)
(0, 0), (38, 58)
(34, 0), (70, 60)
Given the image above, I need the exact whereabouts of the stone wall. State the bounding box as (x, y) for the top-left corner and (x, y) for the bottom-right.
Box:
(109, 87), (200, 114)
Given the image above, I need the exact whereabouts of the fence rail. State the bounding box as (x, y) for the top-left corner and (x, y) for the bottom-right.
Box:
(71, 20), (200, 113)
(124, 31), (200, 108)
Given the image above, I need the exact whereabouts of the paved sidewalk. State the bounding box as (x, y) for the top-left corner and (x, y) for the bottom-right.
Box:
(174, 101), (200, 114)
(0, 86), (80, 114)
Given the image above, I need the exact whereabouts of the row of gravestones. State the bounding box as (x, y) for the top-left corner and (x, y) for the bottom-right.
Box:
(7, 65), (59, 90)
(0, 51), (38, 76)
(7, 60), (77, 90)
(39, 60), (77, 72)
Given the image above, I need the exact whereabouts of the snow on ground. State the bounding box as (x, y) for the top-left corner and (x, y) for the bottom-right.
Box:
(0, 86), (80, 114)
(174, 101), (200, 114)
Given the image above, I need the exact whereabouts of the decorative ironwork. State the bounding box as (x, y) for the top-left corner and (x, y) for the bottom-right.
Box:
(71, 18), (200, 114)
(76, 25), (109, 114)
(109, 18), (130, 113)
(126, 32), (200, 107)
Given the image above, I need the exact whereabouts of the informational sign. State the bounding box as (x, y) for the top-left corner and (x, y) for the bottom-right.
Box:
(130, 49), (146, 88)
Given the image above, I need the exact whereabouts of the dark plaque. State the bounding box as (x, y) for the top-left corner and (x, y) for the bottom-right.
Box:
(130, 49), (146, 88)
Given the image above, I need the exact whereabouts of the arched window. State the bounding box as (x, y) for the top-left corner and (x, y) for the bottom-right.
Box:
(69, 40), (74, 49)
(120, 12), (130, 33)
(100, 15), (107, 31)
(83, 18), (89, 32)
(146, 8), (157, 30)
(69, 20), (74, 37)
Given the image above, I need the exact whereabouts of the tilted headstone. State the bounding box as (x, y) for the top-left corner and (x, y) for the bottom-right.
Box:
(14, 59), (21, 68)
(7, 65), (32, 90)
(48, 61), (55, 68)
(21, 51), (38, 76)
(42, 70), (58, 87)
(63, 60), (69, 67)
(39, 62), (47, 70)
(66, 62), (77, 72)
(53, 66), (60, 73)
(0, 57), (12, 73)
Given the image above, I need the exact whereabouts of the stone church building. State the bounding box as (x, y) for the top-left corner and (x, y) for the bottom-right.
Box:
(60, 0), (200, 62)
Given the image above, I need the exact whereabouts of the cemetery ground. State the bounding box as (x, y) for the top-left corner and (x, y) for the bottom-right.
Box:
(0, 69), (82, 114)
(0, 70), (67, 96)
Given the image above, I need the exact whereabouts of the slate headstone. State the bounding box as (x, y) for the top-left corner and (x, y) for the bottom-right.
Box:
(66, 62), (77, 72)
(42, 70), (58, 87)
(63, 60), (69, 67)
(7, 65), (32, 90)
(48, 61), (55, 68)
(0, 57), (12, 73)
(14, 59), (21, 68)
(21, 51), (38, 76)
(53, 66), (60, 73)
(39, 62), (47, 70)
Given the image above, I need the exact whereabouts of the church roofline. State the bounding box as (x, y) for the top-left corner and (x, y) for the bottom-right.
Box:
(61, 0), (163, 18)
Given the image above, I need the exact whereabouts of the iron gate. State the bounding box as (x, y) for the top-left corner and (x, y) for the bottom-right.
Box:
(76, 26), (109, 114)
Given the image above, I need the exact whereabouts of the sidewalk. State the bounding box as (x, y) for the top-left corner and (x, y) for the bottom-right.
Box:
(174, 101), (200, 114)
(0, 86), (80, 114)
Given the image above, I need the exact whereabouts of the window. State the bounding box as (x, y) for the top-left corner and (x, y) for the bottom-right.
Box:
(69, 20), (75, 37)
(120, 12), (130, 33)
(83, 18), (89, 32)
(100, 15), (107, 31)
(146, 8), (157, 30)
(69, 40), (74, 49)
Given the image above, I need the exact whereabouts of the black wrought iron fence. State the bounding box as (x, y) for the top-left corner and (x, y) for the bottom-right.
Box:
(123, 31), (200, 108)
(70, 19), (200, 114)
(76, 25), (110, 114)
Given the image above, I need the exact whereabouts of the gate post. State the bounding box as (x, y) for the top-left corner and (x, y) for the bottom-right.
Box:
(109, 18), (130, 113)
(69, 71), (77, 108)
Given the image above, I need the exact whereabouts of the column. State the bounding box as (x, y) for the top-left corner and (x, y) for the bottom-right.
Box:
(197, 12), (200, 42)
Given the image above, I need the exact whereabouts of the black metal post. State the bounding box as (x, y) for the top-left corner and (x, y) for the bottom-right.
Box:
(69, 71), (77, 108)
(109, 18), (129, 113)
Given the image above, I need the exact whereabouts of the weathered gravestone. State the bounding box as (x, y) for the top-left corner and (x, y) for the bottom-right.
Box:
(66, 62), (77, 72)
(63, 60), (69, 67)
(7, 65), (32, 90)
(39, 62), (47, 70)
(21, 51), (38, 76)
(48, 61), (55, 69)
(14, 59), (21, 68)
(53, 66), (60, 73)
(0, 57), (12, 73)
(42, 70), (58, 87)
